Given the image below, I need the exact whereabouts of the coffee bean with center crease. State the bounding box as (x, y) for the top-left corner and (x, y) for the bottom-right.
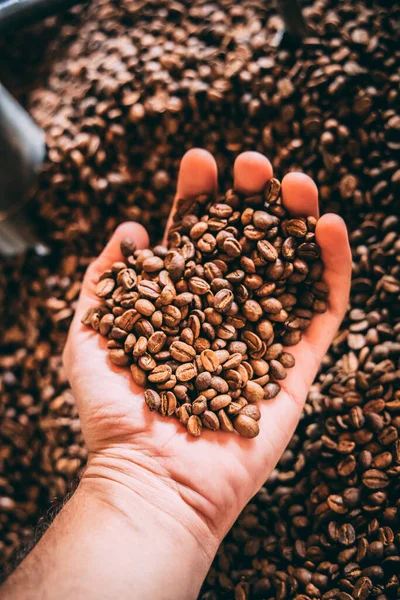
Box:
(96, 278), (115, 297)
(148, 364), (172, 383)
(170, 341), (196, 362)
(147, 331), (167, 354)
(144, 389), (161, 412)
(362, 469), (389, 489)
(285, 219), (308, 238)
(202, 411), (221, 430)
(187, 415), (202, 437)
(201, 349), (220, 372)
(257, 240), (278, 262)
(176, 362), (197, 381)
(214, 289), (234, 313)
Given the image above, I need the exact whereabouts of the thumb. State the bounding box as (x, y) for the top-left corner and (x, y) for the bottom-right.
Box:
(65, 222), (149, 353)
(78, 222), (149, 311)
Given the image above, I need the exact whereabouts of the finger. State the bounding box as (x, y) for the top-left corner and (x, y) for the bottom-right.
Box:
(164, 148), (218, 243)
(305, 213), (351, 348)
(70, 222), (149, 334)
(253, 215), (351, 472)
(233, 151), (273, 193)
(283, 214), (351, 396)
(281, 172), (319, 218)
(81, 222), (149, 303)
(176, 148), (218, 199)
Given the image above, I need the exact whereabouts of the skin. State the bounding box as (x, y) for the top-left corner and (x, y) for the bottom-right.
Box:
(1, 150), (352, 600)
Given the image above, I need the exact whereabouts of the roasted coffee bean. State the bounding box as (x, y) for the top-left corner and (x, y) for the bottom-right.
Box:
(148, 364), (172, 384)
(264, 178), (281, 203)
(223, 353), (243, 369)
(118, 309), (140, 332)
(253, 211), (276, 231)
(143, 256), (164, 272)
(130, 364), (147, 388)
(135, 299), (156, 317)
(160, 391), (177, 416)
(99, 313), (115, 336)
(242, 300), (263, 322)
(279, 352), (295, 369)
(124, 333), (137, 354)
(239, 405), (261, 421)
(120, 238), (136, 257)
(144, 389), (161, 412)
(170, 341), (196, 362)
(282, 330), (303, 346)
(188, 277), (210, 295)
(264, 382), (281, 399)
(210, 394), (232, 411)
(176, 362), (197, 382)
(210, 376), (229, 394)
(133, 336), (148, 357)
(269, 360), (287, 381)
(196, 371), (212, 391)
(362, 469), (389, 489)
(96, 278), (115, 298)
(223, 237), (242, 257)
(162, 305), (182, 327)
(187, 415), (202, 437)
(202, 411), (220, 431)
(257, 240), (278, 262)
(285, 219), (308, 238)
(137, 280), (161, 300)
(214, 289), (234, 313)
(201, 350), (220, 373)
(109, 349), (130, 367)
(138, 353), (156, 371)
(147, 331), (167, 354)
(243, 381), (264, 403)
(165, 253), (185, 281)
(176, 404), (191, 426)
(117, 268), (137, 290)
(234, 415), (260, 438)
(192, 395), (207, 415)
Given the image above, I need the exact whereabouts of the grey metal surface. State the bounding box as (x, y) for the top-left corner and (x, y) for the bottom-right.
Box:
(0, 212), (48, 257)
(276, 0), (307, 39)
(0, 84), (46, 255)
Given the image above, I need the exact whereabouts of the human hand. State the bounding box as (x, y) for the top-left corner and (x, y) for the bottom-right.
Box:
(63, 149), (351, 569)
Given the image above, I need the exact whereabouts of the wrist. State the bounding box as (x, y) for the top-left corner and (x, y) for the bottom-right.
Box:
(80, 448), (220, 596)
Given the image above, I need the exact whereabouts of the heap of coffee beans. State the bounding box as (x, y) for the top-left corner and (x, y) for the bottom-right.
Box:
(1, 0), (399, 593)
(83, 180), (327, 438)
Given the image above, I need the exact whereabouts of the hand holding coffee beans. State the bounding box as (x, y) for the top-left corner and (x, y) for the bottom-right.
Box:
(82, 167), (329, 438)
(60, 149), (351, 588)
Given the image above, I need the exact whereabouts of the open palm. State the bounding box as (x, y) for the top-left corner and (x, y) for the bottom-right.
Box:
(63, 149), (351, 541)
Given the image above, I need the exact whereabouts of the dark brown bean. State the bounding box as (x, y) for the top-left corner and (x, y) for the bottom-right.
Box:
(234, 414), (260, 438)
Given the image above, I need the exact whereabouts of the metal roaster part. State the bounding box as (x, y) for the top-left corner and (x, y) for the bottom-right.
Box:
(0, 83), (47, 256)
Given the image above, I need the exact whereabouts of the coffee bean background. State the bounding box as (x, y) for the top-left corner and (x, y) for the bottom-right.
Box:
(0, 0), (399, 596)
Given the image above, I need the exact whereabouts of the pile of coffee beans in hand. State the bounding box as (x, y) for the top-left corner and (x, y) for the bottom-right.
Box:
(83, 177), (328, 438)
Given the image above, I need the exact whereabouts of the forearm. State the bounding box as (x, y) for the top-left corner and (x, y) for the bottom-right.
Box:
(1, 460), (219, 600)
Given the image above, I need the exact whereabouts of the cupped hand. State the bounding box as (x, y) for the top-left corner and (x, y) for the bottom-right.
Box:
(63, 149), (351, 552)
